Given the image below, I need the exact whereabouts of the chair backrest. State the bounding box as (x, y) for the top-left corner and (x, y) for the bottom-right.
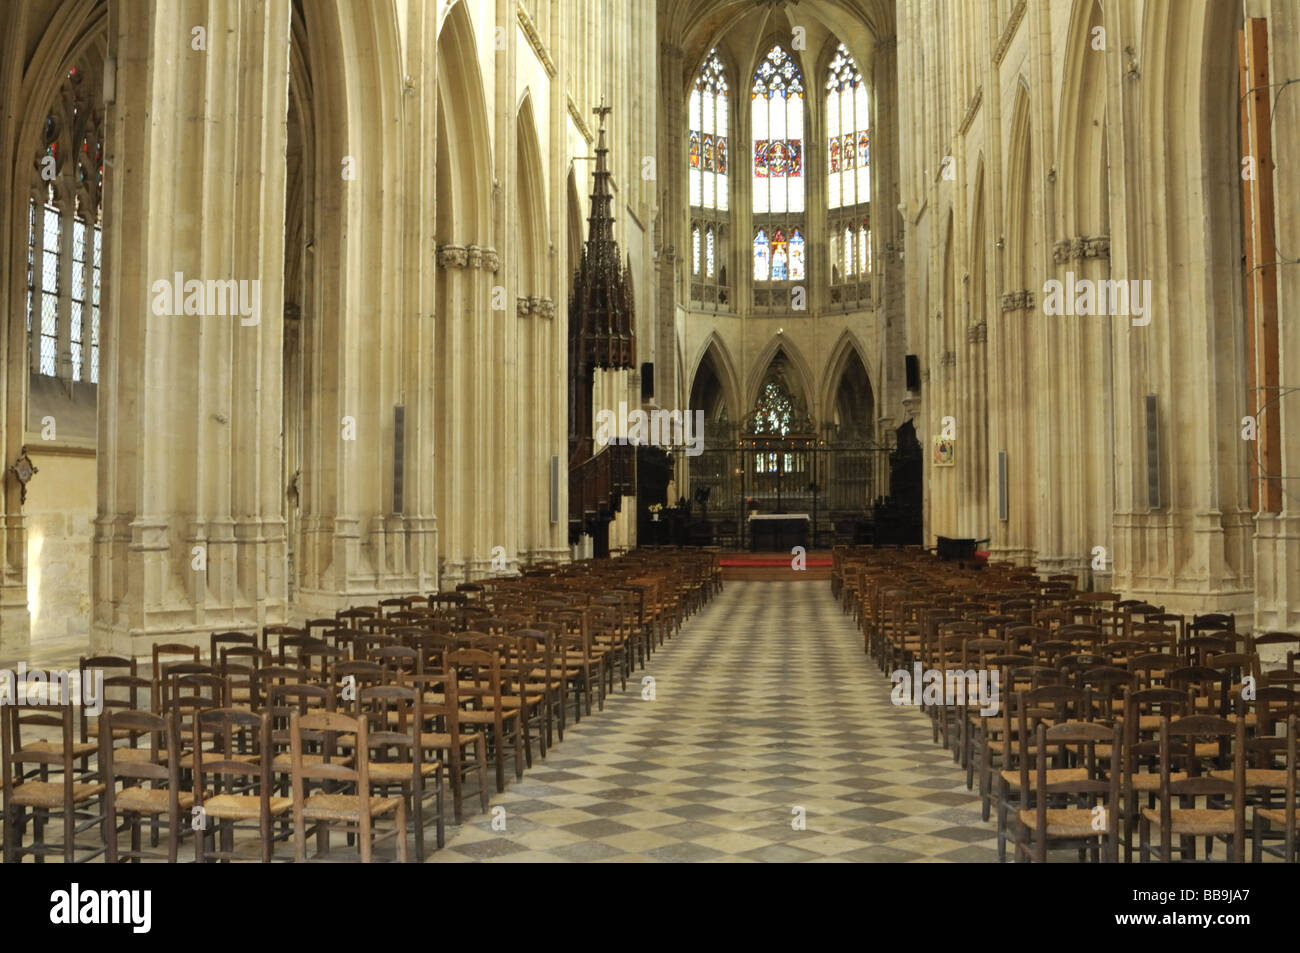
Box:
(210, 631), (257, 666)
(193, 707), (270, 794)
(331, 660), (386, 699)
(103, 709), (178, 786)
(1158, 715), (1244, 808)
(357, 684), (423, 773)
(336, 606), (378, 624)
(289, 709), (370, 790)
(151, 642), (201, 709)
(1190, 612), (1236, 634)
(1, 689), (79, 791)
(263, 624), (306, 653)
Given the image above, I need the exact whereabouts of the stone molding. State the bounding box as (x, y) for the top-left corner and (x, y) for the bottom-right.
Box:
(516, 2), (556, 78)
(993, 1), (1027, 66)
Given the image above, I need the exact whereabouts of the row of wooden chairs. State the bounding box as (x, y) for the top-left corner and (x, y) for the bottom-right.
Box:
(833, 546), (1300, 862)
(2, 549), (720, 862)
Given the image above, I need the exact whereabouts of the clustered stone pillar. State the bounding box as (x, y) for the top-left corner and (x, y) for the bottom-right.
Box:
(92, 0), (291, 654)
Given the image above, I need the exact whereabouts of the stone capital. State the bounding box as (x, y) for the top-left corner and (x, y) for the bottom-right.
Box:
(436, 244), (468, 269)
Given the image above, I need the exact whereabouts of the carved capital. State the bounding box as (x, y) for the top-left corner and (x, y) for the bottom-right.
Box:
(436, 244), (468, 269)
(1000, 289), (1035, 311)
(1084, 234), (1110, 259)
(1053, 234), (1112, 264)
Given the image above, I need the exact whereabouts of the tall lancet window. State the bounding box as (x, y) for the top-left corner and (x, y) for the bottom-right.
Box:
(28, 66), (104, 383)
(751, 44), (805, 306)
(825, 43), (871, 307)
(689, 50), (730, 308)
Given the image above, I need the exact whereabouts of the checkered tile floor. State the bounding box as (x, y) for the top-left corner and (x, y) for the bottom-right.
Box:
(431, 581), (999, 862)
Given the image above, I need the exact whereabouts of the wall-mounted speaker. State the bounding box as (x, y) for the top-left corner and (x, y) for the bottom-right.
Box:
(905, 354), (921, 393)
(550, 455), (561, 524)
(641, 362), (654, 401)
(393, 404), (405, 515)
(1145, 394), (1161, 510)
(997, 450), (1008, 522)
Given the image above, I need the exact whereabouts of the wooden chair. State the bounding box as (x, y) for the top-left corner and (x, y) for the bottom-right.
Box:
(193, 708), (292, 862)
(1252, 714), (1299, 862)
(1, 691), (105, 863)
(1138, 714), (1247, 862)
(102, 709), (190, 862)
(450, 647), (524, 793)
(289, 709), (408, 862)
(1013, 720), (1121, 862)
(403, 668), (490, 824)
(1119, 687), (1191, 861)
(357, 684), (444, 861)
(991, 685), (1091, 861)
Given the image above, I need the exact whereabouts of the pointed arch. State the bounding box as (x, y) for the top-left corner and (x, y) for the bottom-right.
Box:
(969, 156), (986, 324)
(746, 335), (816, 422)
(1058, 0), (1108, 236)
(819, 329), (873, 424)
(516, 92), (548, 296)
(688, 331), (742, 422)
(436, 0), (493, 243)
(1005, 81), (1033, 291)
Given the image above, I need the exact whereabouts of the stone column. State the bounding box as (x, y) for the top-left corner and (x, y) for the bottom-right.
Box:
(93, 0), (291, 654)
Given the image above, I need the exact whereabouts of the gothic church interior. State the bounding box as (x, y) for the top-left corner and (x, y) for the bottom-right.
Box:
(0, 0), (1297, 872)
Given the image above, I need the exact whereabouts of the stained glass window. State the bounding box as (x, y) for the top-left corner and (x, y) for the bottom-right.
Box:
(689, 50), (729, 211)
(705, 227), (716, 277)
(751, 45), (804, 216)
(692, 225), (701, 275)
(788, 230), (805, 280)
(826, 43), (870, 210)
(753, 229), (771, 281)
(752, 380), (794, 436)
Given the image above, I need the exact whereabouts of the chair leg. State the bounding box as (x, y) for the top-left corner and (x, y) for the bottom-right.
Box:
(448, 745), (464, 823)
(475, 736), (490, 813)
(261, 810), (272, 863)
(395, 799), (408, 863)
(412, 780), (426, 864)
(435, 766), (445, 849)
(493, 725), (506, 793)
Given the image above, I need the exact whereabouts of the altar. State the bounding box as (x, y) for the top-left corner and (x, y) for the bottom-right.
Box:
(747, 513), (810, 552)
